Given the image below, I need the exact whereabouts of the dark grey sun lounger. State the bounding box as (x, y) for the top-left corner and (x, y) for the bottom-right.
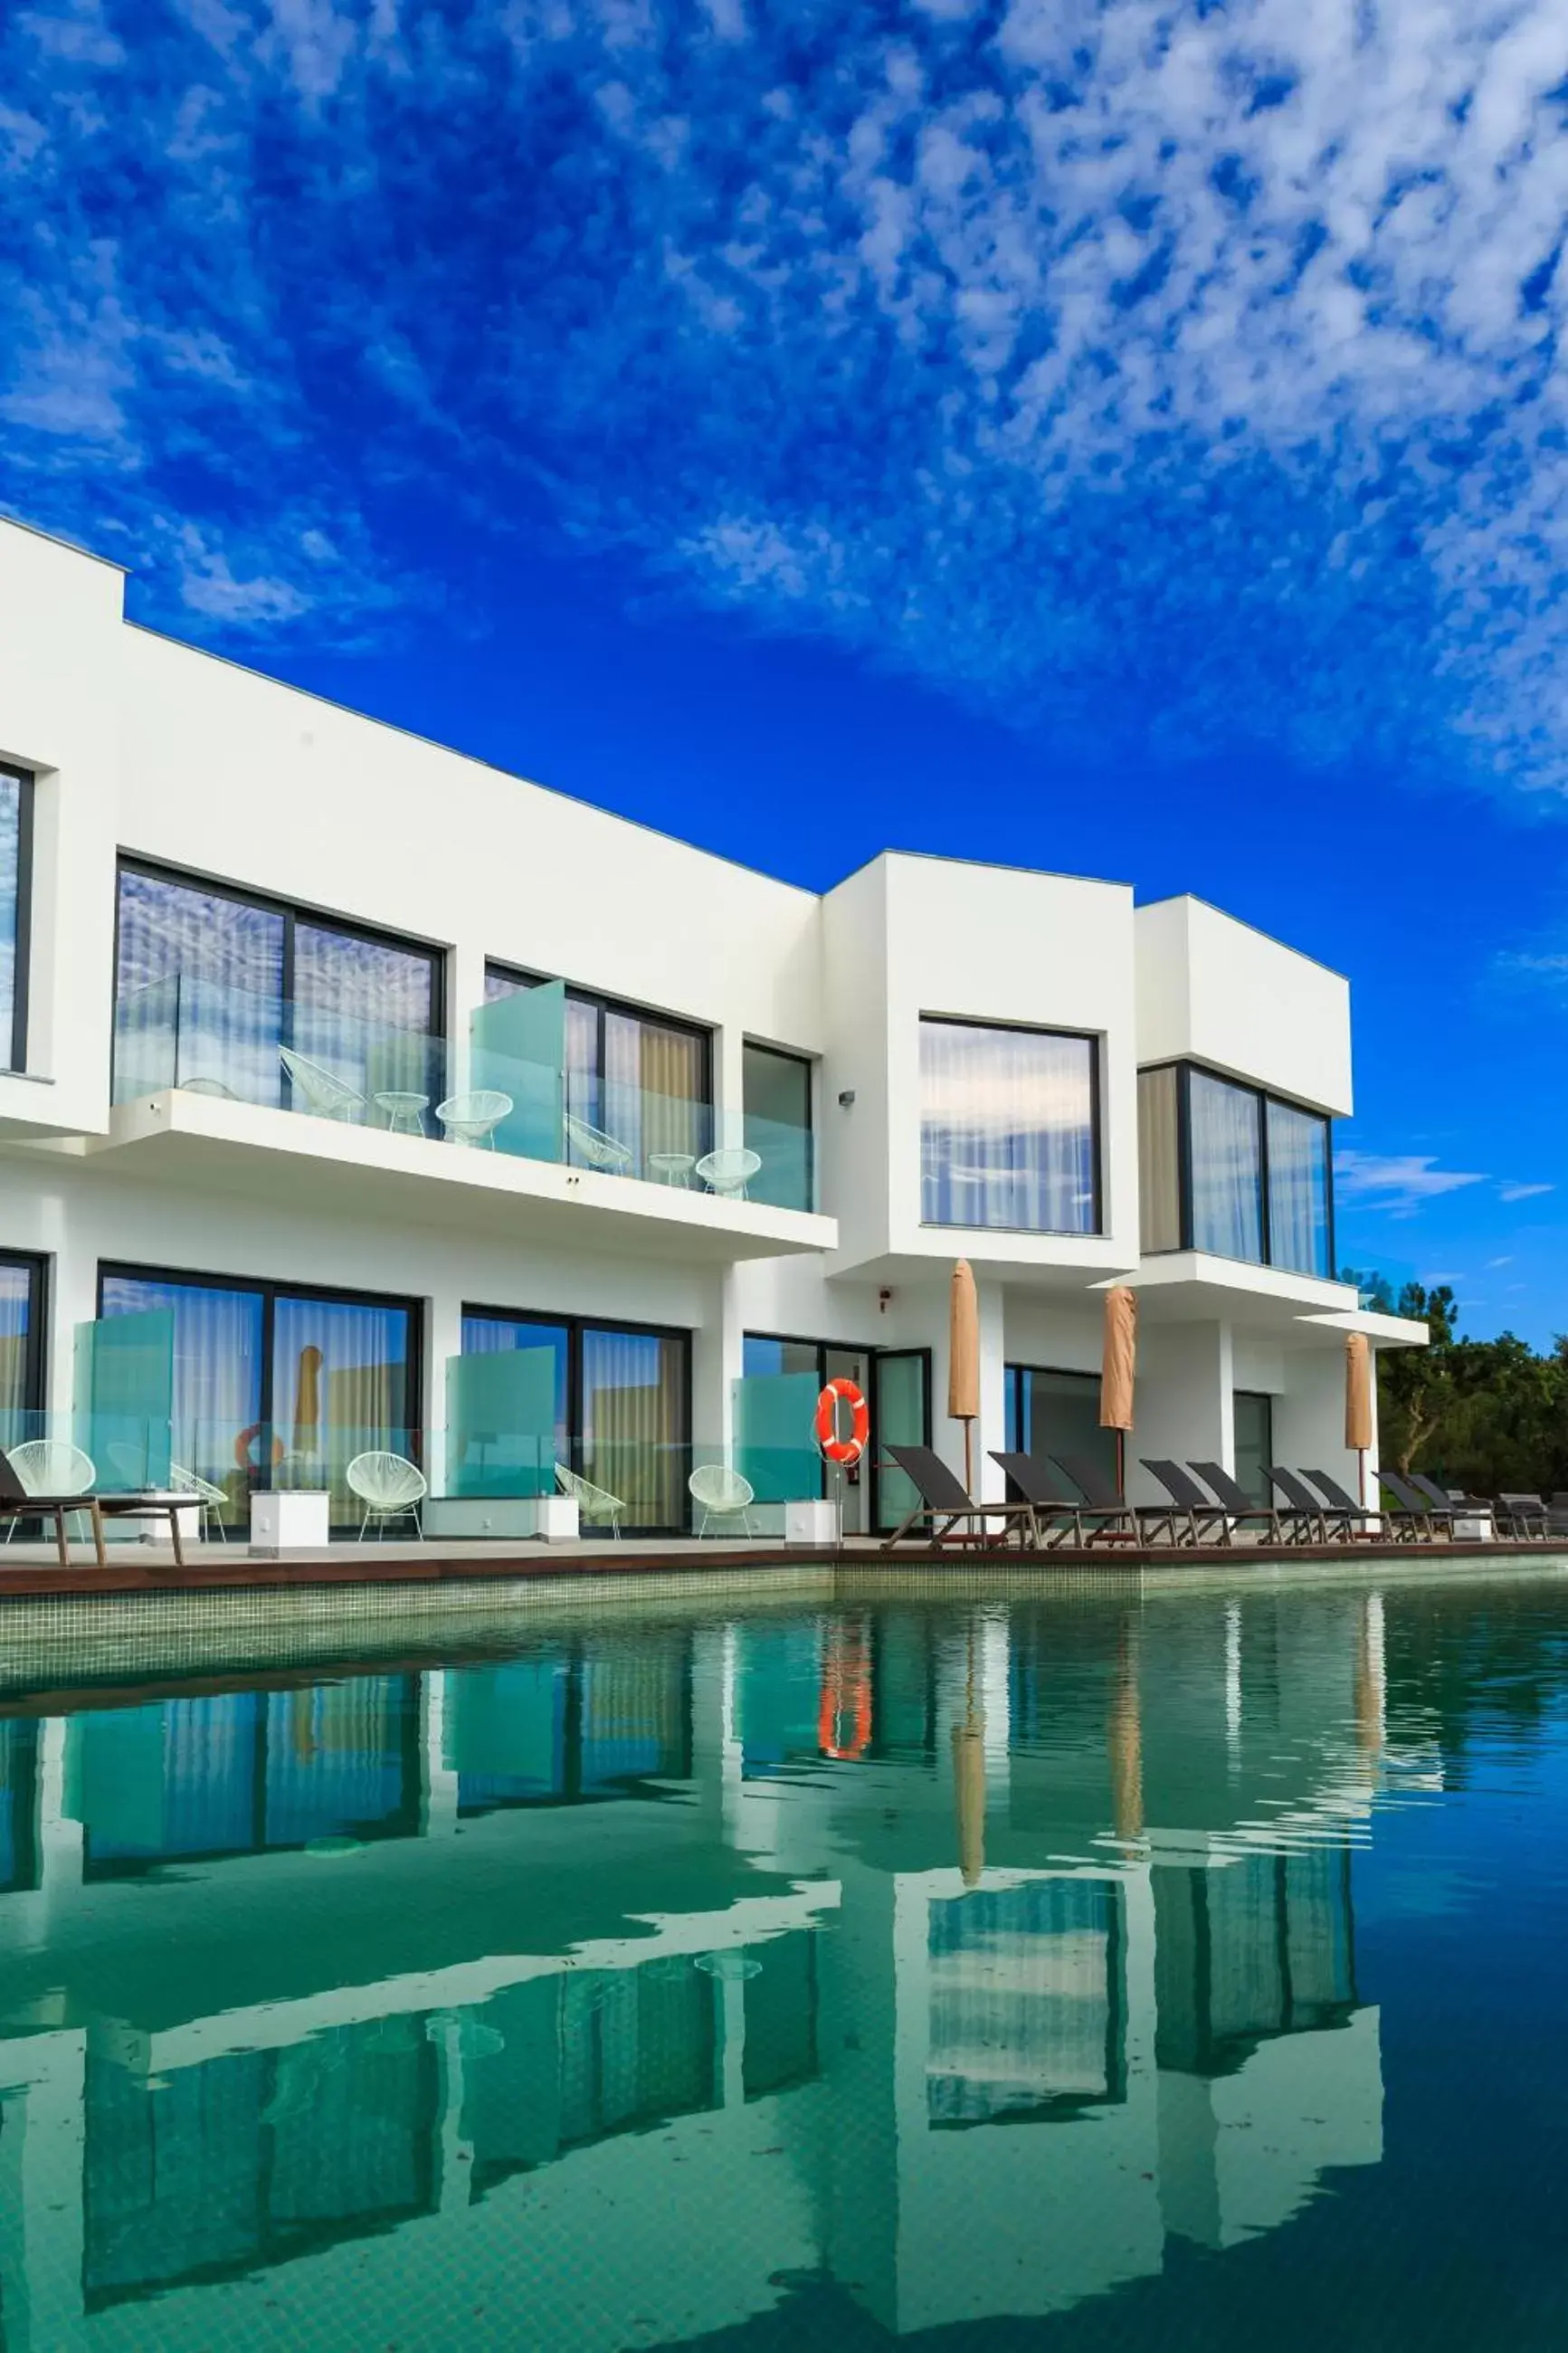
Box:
(1378, 1469), (1450, 1540)
(1300, 1467), (1389, 1538)
(1267, 1465), (1351, 1544)
(881, 1444), (1037, 1551)
(1140, 1460), (1230, 1547)
(1188, 1462), (1287, 1545)
(992, 1452), (1140, 1547)
(1052, 1453), (1184, 1547)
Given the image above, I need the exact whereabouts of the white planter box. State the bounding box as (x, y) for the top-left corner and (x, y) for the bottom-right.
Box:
(1452, 1513), (1495, 1542)
(250, 1491), (331, 1556)
(424, 1496), (580, 1543)
(784, 1498), (840, 1547)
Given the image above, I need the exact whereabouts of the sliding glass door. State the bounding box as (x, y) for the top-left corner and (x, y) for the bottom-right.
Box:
(113, 863), (442, 1115)
(100, 1268), (420, 1528)
(0, 1252), (44, 1448)
(460, 1310), (689, 1532)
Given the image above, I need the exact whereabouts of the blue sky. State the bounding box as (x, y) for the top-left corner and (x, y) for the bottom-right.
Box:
(5, 0), (1568, 1338)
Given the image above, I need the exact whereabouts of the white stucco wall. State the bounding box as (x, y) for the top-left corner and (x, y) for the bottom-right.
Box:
(1136, 895), (1353, 1116)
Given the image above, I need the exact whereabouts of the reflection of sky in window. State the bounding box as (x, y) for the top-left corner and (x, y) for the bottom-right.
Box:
(919, 1022), (1096, 1233)
(0, 1261), (32, 1343)
(0, 777), (21, 1059)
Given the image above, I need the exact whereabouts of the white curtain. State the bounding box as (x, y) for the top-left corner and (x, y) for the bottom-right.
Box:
(1189, 1072), (1263, 1260)
(919, 1022), (1097, 1233)
(1267, 1100), (1330, 1275)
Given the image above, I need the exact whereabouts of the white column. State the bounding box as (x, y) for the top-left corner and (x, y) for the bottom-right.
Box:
(426, 1282), (464, 1500)
(421, 1671), (460, 1835)
(691, 1264), (744, 1468)
(446, 938), (487, 1105)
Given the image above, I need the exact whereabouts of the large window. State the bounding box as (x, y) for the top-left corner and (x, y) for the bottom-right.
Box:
(0, 766), (33, 1072)
(461, 1307), (689, 1533)
(113, 864), (443, 1116)
(919, 1019), (1099, 1234)
(0, 1250), (44, 1444)
(1003, 1364), (1117, 1491)
(99, 1266), (420, 1528)
(1137, 1065), (1333, 1277)
(486, 964), (710, 1175)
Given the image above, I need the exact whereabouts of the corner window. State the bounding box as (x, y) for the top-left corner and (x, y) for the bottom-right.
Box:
(919, 1019), (1099, 1234)
(0, 766), (33, 1072)
(1138, 1063), (1333, 1276)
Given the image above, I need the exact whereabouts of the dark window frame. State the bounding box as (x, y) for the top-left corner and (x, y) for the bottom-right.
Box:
(112, 858), (448, 1094)
(484, 959), (713, 1108)
(95, 1259), (426, 1497)
(1139, 1060), (1335, 1277)
(1003, 1361), (1104, 1454)
(461, 1300), (693, 1536)
(1, 764), (33, 1073)
(0, 1247), (48, 1415)
(918, 1013), (1104, 1237)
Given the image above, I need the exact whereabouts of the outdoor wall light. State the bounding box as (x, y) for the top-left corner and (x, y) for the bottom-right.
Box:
(838, 1089), (856, 1107)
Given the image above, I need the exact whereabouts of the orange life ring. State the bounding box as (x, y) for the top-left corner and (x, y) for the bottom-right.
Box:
(814, 1377), (869, 1467)
(818, 1624), (873, 1760)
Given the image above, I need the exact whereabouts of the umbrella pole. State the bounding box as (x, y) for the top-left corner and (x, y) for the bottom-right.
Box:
(963, 1419), (974, 1497)
(1116, 1428), (1126, 1498)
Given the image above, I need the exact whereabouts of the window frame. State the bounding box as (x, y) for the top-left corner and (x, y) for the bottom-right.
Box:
(112, 858), (448, 1092)
(0, 1247), (47, 1416)
(917, 1013), (1104, 1238)
(461, 1300), (693, 1535)
(1138, 1060), (1335, 1277)
(95, 1259), (426, 1495)
(484, 959), (713, 1108)
(0, 763), (34, 1074)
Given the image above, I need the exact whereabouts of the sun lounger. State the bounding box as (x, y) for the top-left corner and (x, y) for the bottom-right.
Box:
(1379, 1470), (1450, 1540)
(1051, 1453), (1183, 1546)
(1139, 1460), (1231, 1547)
(991, 1452), (1155, 1547)
(1300, 1468), (1391, 1539)
(1187, 1462), (1288, 1545)
(881, 1445), (1037, 1551)
(1497, 1491), (1549, 1539)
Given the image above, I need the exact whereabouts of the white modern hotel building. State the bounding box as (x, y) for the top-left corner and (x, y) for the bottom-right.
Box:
(0, 514), (1421, 1539)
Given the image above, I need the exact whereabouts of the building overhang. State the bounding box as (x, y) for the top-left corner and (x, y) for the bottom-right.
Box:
(71, 1091), (840, 1265)
(1126, 1254), (1430, 1348)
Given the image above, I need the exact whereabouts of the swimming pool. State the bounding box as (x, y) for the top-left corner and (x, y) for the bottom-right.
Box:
(0, 1571), (1563, 2347)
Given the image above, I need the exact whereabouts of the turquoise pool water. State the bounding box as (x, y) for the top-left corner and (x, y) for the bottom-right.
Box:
(1, 1574), (1565, 2348)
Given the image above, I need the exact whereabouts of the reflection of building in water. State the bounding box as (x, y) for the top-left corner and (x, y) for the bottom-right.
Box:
(0, 1596), (1405, 2348)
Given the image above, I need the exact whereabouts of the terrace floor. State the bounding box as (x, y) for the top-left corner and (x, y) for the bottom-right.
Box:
(0, 1529), (1560, 1598)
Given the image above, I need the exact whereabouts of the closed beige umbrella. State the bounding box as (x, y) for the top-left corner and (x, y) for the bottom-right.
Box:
(948, 1259), (980, 1491)
(1099, 1286), (1137, 1493)
(1345, 1332), (1373, 1506)
(952, 1720), (985, 1888)
(1107, 1621), (1144, 1843)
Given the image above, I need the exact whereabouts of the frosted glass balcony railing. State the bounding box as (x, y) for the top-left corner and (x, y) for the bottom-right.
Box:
(470, 1039), (819, 1210)
(114, 976), (448, 1131)
(111, 977), (818, 1210)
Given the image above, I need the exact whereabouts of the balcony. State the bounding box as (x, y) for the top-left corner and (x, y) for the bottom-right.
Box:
(100, 977), (834, 1262)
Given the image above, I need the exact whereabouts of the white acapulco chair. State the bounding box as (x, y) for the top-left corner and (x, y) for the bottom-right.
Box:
(5, 1440), (96, 1544)
(689, 1463), (756, 1538)
(694, 1147), (763, 1200)
(556, 1462), (626, 1538)
(280, 1045), (367, 1123)
(563, 1114), (635, 1175)
(170, 1462), (230, 1544)
(347, 1451), (428, 1539)
(434, 1091), (513, 1148)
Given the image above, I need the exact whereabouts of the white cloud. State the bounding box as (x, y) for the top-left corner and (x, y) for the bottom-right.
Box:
(1499, 1180), (1554, 1202)
(1486, 1255), (1515, 1268)
(1334, 1150), (1488, 1216)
